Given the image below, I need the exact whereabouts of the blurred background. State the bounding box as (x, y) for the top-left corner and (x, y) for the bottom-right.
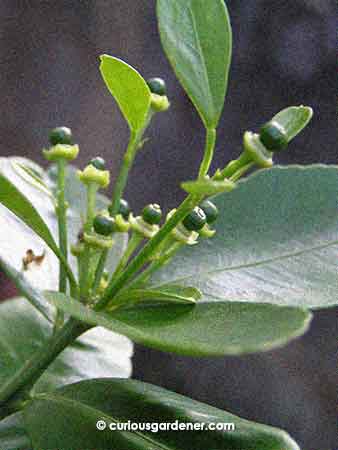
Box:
(0, 1), (336, 448)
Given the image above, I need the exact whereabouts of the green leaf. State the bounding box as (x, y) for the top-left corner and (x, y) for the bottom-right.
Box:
(152, 165), (338, 309)
(0, 413), (31, 450)
(12, 159), (54, 199)
(0, 157), (60, 290)
(23, 378), (300, 450)
(0, 157), (127, 292)
(0, 158), (78, 290)
(157, 0), (232, 128)
(0, 256), (54, 322)
(113, 284), (201, 306)
(100, 55), (151, 132)
(181, 177), (235, 195)
(0, 171), (61, 258)
(0, 298), (132, 395)
(271, 106), (313, 141)
(46, 292), (311, 356)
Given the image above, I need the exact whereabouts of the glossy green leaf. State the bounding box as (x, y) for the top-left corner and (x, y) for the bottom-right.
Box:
(100, 55), (151, 131)
(46, 292), (311, 356)
(157, 0), (232, 128)
(12, 159), (54, 199)
(24, 378), (300, 450)
(0, 171), (60, 257)
(0, 413), (31, 450)
(0, 158), (78, 291)
(113, 284), (201, 306)
(0, 157), (127, 291)
(0, 256), (54, 322)
(0, 298), (132, 395)
(152, 165), (338, 309)
(0, 157), (60, 290)
(181, 177), (235, 195)
(271, 106), (313, 141)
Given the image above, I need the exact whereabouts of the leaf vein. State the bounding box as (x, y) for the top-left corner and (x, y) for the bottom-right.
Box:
(152, 239), (338, 288)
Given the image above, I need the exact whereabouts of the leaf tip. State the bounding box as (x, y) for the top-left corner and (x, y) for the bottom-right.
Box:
(99, 54), (113, 70)
(298, 104), (313, 118)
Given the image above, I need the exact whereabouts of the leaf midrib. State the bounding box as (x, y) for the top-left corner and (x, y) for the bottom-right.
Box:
(187, 4), (214, 122)
(33, 394), (175, 450)
(152, 238), (338, 288)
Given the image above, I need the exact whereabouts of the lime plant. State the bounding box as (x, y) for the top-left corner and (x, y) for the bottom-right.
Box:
(0, 1), (335, 449)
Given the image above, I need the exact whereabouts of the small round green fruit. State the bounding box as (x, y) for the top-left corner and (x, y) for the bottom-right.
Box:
(199, 200), (219, 224)
(118, 199), (131, 220)
(142, 203), (162, 225)
(89, 157), (106, 171)
(93, 215), (115, 236)
(147, 77), (167, 96)
(108, 198), (131, 219)
(259, 121), (288, 152)
(183, 207), (206, 231)
(49, 127), (73, 146)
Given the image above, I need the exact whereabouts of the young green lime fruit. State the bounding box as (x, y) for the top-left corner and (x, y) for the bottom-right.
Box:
(142, 203), (162, 225)
(118, 198), (131, 220)
(199, 200), (219, 224)
(108, 198), (131, 219)
(259, 121), (288, 152)
(49, 127), (73, 146)
(183, 206), (206, 231)
(147, 77), (167, 96)
(89, 157), (106, 171)
(93, 215), (115, 236)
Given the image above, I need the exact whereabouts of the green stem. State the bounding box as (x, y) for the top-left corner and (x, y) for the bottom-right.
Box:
(54, 159), (68, 330)
(110, 130), (140, 215)
(57, 159), (68, 292)
(92, 248), (108, 295)
(84, 183), (98, 233)
(94, 117), (152, 289)
(96, 121), (213, 309)
(57, 257), (78, 299)
(76, 250), (84, 287)
(198, 128), (216, 178)
(96, 194), (199, 310)
(229, 162), (254, 182)
(0, 319), (89, 410)
(79, 183), (98, 300)
(216, 151), (252, 180)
